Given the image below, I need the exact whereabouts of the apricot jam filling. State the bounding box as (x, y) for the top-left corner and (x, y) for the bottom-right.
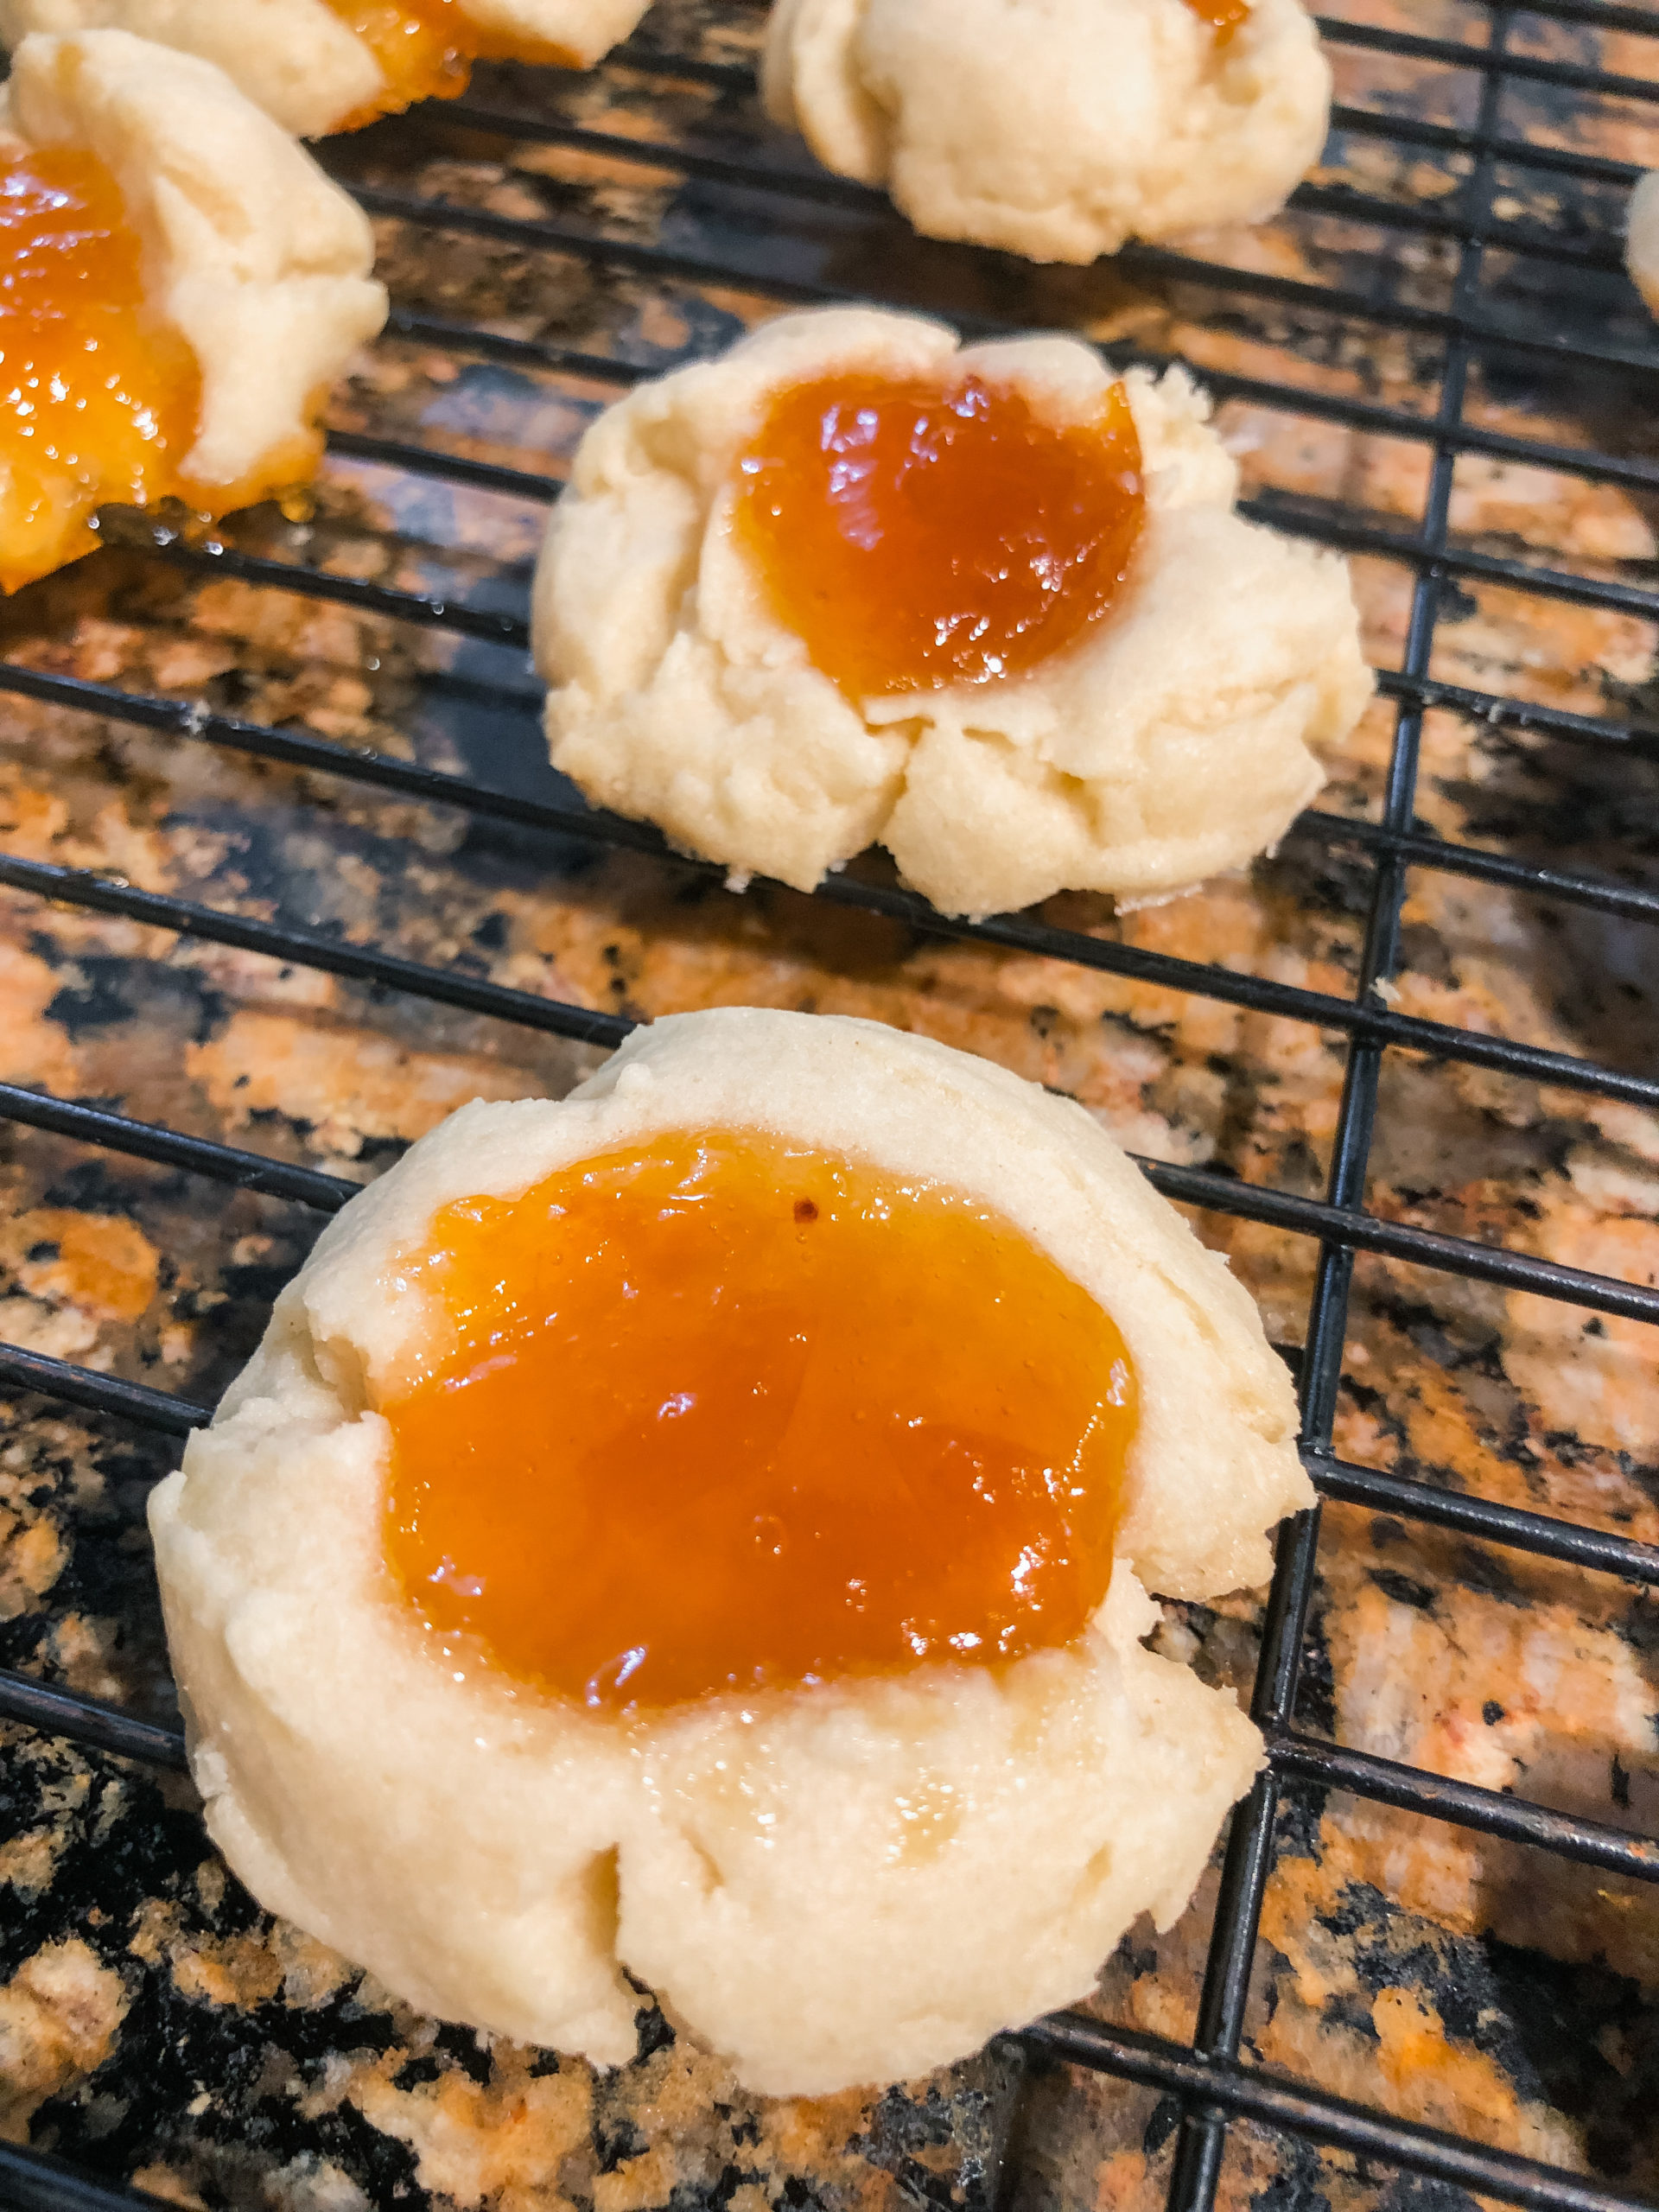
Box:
(381, 1128), (1137, 1711)
(321, 0), (475, 117)
(321, 0), (582, 124)
(0, 146), (204, 594)
(732, 370), (1144, 701)
(0, 144), (321, 594)
(1185, 0), (1252, 36)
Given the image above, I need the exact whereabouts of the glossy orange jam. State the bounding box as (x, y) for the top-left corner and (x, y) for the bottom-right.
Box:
(0, 146), (203, 594)
(0, 146), (320, 594)
(732, 371), (1145, 700)
(380, 1128), (1138, 1711)
(321, 0), (583, 126)
(1184, 0), (1252, 38)
(322, 0), (476, 118)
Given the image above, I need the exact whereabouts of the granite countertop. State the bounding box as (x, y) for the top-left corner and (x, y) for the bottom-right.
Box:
(4, 1), (1659, 2204)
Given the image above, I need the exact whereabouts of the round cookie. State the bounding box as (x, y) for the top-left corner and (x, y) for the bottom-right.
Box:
(533, 306), (1372, 918)
(152, 1007), (1311, 2094)
(762, 0), (1332, 264)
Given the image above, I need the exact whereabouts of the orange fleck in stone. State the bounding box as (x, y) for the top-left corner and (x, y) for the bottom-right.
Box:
(381, 1128), (1136, 1709)
(732, 372), (1145, 700)
(16, 1210), (160, 1323)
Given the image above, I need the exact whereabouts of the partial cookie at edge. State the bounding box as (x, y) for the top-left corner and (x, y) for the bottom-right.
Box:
(762, 0), (1332, 264)
(0, 0), (654, 134)
(3, 28), (386, 487)
(0, 0), (384, 137)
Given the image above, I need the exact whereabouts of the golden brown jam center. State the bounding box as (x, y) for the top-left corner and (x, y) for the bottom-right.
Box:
(732, 371), (1145, 700)
(380, 1128), (1138, 1710)
(0, 146), (203, 594)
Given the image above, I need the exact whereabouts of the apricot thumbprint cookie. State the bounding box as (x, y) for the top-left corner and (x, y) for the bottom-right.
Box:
(0, 29), (385, 593)
(532, 308), (1371, 918)
(152, 1008), (1311, 2094)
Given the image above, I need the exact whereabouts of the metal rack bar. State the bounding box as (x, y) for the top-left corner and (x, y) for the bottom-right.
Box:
(0, 1672), (187, 1772)
(1271, 1730), (1659, 1873)
(0, 1082), (356, 1211)
(11, 661), (1659, 936)
(143, 469), (1659, 658)
(13, 1630), (1659, 1880)
(429, 101), (1633, 275)
(1306, 1450), (1659, 1581)
(616, 14), (1659, 101)
(149, 533), (533, 647)
(1290, 812), (1659, 924)
(5, 1070), (1656, 1320)
(1488, 0), (1659, 36)
(5, 1289), (1654, 1582)
(1325, 99), (1641, 182)
(0, 2145), (177, 2212)
(362, 177), (1659, 497)
(11, 826), (1659, 1102)
(0, 855), (632, 1051)
(1314, 16), (1659, 100)
(1023, 2013), (1658, 2212)
(0, 1344), (207, 1434)
(378, 289), (1659, 493)
(1163, 22), (1519, 2212)
(0, 2012), (1654, 2212)
(1375, 668), (1659, 754)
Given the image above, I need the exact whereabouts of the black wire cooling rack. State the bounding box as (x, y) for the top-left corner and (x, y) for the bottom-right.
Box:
(6, 2), (1659, 2206)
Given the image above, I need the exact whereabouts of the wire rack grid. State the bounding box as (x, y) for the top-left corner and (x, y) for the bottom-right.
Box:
(3, 1), (1659, 2206)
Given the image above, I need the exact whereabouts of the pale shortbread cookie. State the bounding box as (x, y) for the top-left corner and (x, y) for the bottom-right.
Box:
(152, 1007), (1309, 2094)
(0, 0), (652, 136)
(1, 30), (386, 492)
(1629, 172), (1659, 318)
(534, 308), (1372, 919)
(762, 0), (1332, 264)
(457, 0), (652, 66)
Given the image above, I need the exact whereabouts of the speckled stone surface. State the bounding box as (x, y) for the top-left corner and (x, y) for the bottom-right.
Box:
(3, 0), (1659, 2203)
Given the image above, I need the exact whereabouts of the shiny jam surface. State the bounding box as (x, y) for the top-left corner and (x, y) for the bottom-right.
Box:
(0, 147), (203, 594)
(321, 0), (583, 122)
(380, 1128), (1138, 1711)
(732, 371), (1145, 700)
(1184, 0), (1252, 36)
(322, 0), (476, 117)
